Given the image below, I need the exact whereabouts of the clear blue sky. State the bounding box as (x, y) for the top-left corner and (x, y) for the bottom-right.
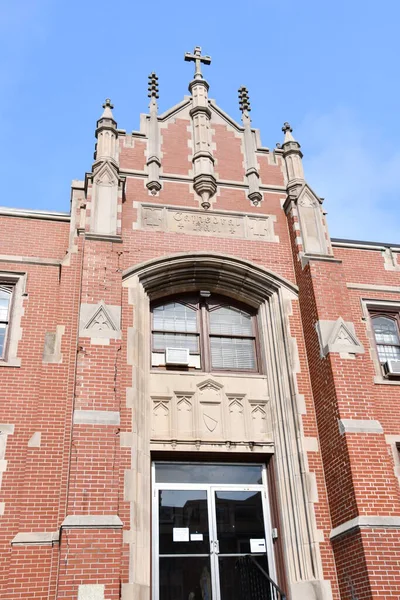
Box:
(1, 0), (399, 243)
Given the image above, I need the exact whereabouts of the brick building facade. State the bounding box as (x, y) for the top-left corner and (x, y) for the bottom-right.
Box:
(1, 48), (400, 600)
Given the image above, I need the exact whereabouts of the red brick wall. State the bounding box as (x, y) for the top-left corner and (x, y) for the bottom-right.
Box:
(0, 220), (81, 597)
(286, 196), (400, 598)
(333, 529), (400, 599)
(0, 216), (69, 259)
(161, 119), (192, 176)
(57, 529), (123, 599)
(1, 106), (399, 600)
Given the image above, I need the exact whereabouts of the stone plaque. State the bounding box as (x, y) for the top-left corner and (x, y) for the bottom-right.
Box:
(247, 217), (273, 239)
(168, 210), (244, 237)
(142, 206), (163, 229)
(140, 204), (278, 242)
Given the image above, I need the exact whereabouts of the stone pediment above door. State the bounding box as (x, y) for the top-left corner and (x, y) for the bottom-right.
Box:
(149, 375), (272, 452)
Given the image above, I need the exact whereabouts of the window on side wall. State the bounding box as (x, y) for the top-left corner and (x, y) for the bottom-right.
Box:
(0, 285), (13, 360)
(151, 292), (260, 372)
(0, 272), (26, 368)
(371, 311), (400, 377)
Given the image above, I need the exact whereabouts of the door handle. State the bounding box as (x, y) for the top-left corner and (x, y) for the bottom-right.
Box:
(210, 540), (220, 554)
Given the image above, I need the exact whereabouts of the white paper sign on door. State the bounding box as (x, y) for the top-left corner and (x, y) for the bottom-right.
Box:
(173, 527), (189, 542)
(190, 533), (203, 541)
(250, 538), (266, 553)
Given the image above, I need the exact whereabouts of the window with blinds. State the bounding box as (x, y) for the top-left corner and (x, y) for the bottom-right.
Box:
(152, 300), (200, 365)
(151, 294), (259, 372)
(209, 305), (256, 370)
(372, 315), (400, 362)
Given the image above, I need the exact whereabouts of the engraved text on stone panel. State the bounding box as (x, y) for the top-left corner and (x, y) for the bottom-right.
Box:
(140, 205), (278, 242)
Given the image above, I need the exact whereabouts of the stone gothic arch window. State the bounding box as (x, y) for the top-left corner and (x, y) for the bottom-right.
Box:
(151, 292), (259, 372)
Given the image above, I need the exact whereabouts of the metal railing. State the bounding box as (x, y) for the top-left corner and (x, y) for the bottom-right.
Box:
(235, 555), (286, 600)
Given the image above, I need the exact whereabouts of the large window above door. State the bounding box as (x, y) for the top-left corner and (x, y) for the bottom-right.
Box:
(151, 293), (260, 372)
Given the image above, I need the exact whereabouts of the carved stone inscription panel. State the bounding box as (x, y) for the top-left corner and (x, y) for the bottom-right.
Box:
(139, 204), (278, 242)
(150, 375), (272, 448)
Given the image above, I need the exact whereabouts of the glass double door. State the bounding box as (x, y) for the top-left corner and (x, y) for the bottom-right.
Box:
(153, 464), (274, 600)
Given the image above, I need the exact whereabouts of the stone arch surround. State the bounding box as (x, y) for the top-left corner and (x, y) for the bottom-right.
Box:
(123, 252), (297, 306)
(121, 252), (333, 600)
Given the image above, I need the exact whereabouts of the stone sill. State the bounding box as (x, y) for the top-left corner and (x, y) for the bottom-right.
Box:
(85, 233), (123, 243)
(0, 359), (21, 368)
(61, 515), (123, 529)
(150, 370), (268, 379)
(374, 376), (400, 386)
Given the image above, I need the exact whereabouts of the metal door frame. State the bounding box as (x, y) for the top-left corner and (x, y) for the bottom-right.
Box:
(152, 462), (276, 600)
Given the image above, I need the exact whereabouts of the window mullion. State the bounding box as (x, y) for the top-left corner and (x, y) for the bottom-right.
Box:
(200, 301), (209, 372)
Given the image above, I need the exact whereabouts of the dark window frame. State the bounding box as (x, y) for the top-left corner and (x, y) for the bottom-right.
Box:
(151, 295), (202, 367)
(151, 293), (261, 373)
(370, 309), (400, 364)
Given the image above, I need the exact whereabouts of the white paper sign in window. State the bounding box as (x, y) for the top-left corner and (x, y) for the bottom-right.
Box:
(173, 527), (190, 542)
(250, 538), (266, 553)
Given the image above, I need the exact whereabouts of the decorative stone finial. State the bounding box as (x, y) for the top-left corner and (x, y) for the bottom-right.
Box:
(238, 86), (251, 113)
(100, 98), (115, 121)
(146, 73), (162, 195)
(239, 86), (262, 207)
(103, 98), (114, 110)
(95, 98), (118, 162)
(281, 121), (304, 193)
(185, 46), (216, 210)
(91, 97), (122, 238)
(184, 46), (211, 80)
(282, 122), (295, 143)
(148, 73), (159, 99)
(194, 175), (217, 210)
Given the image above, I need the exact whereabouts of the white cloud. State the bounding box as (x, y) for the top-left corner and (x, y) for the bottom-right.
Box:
(299, 108), (400, 244)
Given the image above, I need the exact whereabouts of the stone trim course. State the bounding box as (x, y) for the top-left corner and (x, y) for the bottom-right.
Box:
(338, 419), (383, 435)
(61, 515), (123, 529)
(330, 516), (400, 539)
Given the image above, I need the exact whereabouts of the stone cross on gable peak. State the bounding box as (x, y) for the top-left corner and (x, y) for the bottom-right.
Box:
(184, 46), (212, 80)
